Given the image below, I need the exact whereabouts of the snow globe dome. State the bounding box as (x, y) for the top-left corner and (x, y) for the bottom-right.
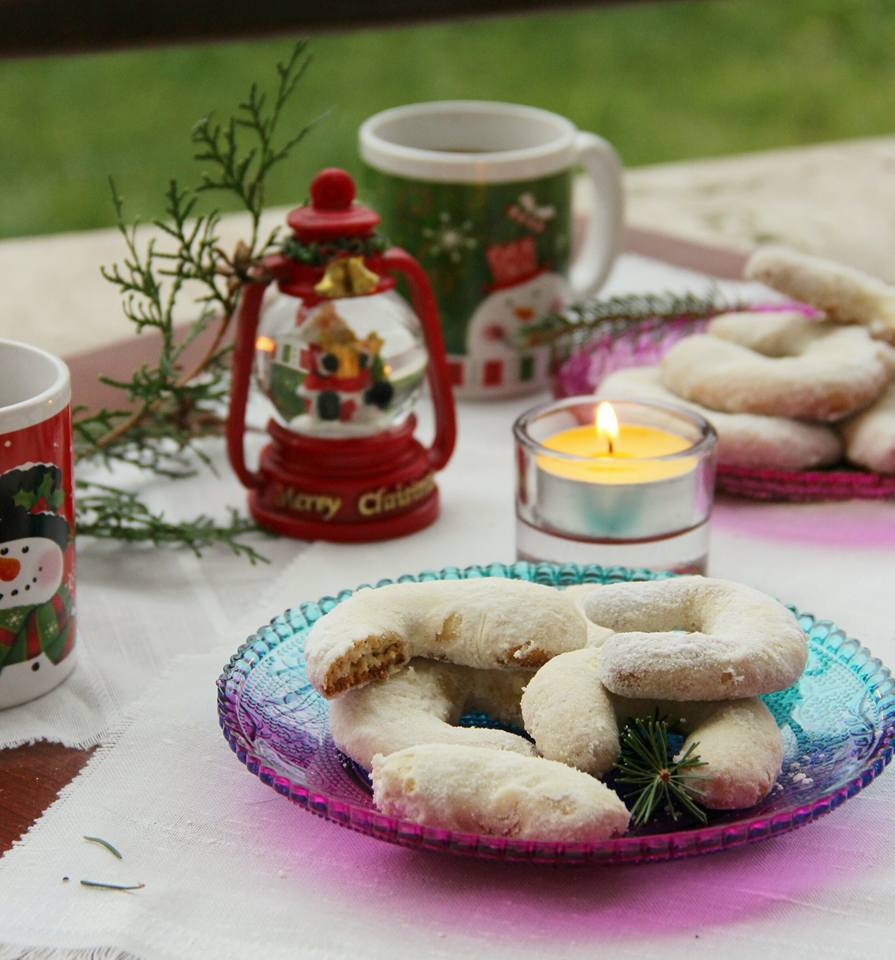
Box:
(253, 170), (427, 437)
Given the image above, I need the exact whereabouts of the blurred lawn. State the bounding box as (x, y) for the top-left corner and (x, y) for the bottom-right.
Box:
(1, 0), (893, 239)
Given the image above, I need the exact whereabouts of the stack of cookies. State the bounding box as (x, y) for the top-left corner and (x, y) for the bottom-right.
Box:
(600, 248), (895, 474)
(304, 576), (807, 842)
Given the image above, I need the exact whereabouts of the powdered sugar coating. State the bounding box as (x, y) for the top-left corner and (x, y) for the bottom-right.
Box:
(521, 647), (619, 777)
(660, 321), (895, 421)
(599, 366), (842, 470)
(558, 583), (615, 646)
(584, 576), (807, 701)
(371, 743), (630, 842)
(520, 647), (783, 807)
(305, 578), (588, 698)
(840, 381), (895, 474)
(745, 246), (895, 343)
(611, 695), (784, 809)
(329, 659), (535, 769)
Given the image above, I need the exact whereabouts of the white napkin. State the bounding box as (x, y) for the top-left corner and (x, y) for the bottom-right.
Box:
(0, 438), (311, 750)
(0, 252), (753, 750)
(0, 646), (893, 960)
(2, 252), (895, 958)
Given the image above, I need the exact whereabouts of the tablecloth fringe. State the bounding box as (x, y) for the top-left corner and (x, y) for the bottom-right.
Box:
(0, 729), (109, 752)
(0, 945), (140, 960)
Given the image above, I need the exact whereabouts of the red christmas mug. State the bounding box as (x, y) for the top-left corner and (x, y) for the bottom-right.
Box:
(0, 340), (76, 708)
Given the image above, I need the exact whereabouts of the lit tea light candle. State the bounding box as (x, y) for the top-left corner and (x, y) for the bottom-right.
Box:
(514, 397), (717, 574)
(538, 400), (696, 484)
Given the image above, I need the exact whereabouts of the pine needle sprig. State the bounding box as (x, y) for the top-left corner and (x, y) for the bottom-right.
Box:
(514, 288), (746, 351)
(192, 39), (322, 258)
(73, 41), (320, 559)
(76, 481), (269, 564)
(613, 713), (708, 826)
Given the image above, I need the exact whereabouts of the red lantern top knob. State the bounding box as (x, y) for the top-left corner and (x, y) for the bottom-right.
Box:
(310, 168), (356, 210)
(287, 167), (379, 241)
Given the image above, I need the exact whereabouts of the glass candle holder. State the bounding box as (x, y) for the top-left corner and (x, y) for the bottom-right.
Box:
(513, 397), (717, 573)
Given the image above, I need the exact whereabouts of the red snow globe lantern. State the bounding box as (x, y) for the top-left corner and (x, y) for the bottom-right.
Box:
(227, 168), (456, 541)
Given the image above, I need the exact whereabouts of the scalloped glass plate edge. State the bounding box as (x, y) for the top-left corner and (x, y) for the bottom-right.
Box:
(216, 561), (895, 865)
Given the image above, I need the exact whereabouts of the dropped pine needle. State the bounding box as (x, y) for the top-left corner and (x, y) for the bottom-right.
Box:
(80, 880), (145, 891)
(83, 835), (123, 859)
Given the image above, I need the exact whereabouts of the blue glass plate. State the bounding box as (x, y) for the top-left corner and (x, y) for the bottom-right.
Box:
(217, 562), (895, 864)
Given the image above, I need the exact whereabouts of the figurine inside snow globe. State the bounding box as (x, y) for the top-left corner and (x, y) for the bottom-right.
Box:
(254, 170), (428, 437)
(227, 168), (456, 542)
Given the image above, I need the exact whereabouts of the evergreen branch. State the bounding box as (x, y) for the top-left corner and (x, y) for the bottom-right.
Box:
(75, 481), (269, 564)
(514, 288), (746, 350)
(73, 42), (318, 559)
(613, 713), (709, 826)
(192, 40), (321, 255)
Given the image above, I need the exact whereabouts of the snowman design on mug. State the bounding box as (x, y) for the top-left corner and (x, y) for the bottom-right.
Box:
(465, 235), (567, 391)
(0, 463), (75, 703)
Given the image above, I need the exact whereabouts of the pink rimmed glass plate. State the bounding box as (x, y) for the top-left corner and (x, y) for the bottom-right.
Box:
(217, 562), (895, 865)
(552, 310), (895, 502)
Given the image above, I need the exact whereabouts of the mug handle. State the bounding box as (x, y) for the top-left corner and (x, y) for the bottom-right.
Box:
(569, 132), (625, 300)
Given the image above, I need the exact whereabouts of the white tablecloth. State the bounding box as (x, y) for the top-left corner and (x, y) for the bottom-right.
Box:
(1, 253), (894, 959)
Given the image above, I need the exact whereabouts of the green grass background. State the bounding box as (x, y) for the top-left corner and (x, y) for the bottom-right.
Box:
(1, 0), (893, 239)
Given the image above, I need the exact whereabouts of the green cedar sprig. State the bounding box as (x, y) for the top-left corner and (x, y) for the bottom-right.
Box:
(75, 481), (269, 564)
(192, 40), (322, 259)
(74, 42), (320, 559)
(613, 713), (708, 826)
(514, 288), (745, 351)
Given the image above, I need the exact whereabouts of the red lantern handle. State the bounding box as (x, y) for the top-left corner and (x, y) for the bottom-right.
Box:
(226, 279), (268, 490)
(382, 247), (457, 471)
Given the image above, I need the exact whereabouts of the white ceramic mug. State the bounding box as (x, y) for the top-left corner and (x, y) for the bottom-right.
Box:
(0, 340), (76, 708)
(360, 101), (624, 398)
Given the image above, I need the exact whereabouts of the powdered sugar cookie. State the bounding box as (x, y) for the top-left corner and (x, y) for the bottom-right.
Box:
(329, 659), (535, 769)
(599, 366), (842, 470)
(521, 647), (784, 808)
(305, 578), (588, 698)
(660, 322), (895, 421)
(583, 576), (807, 701)
(559, 583), (615, 646)
(745, 246), (895, 343)
(520, 647), (619, 776)
(371, 743), (630, 841)
(840, 381), (895, 474)
(612, 695), (784, 809)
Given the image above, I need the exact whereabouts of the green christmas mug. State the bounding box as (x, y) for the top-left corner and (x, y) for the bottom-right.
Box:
(360, 100), (624, 398)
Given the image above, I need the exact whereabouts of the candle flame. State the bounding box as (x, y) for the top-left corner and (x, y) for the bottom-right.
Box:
(595, 401), (620, 454)
(256, 335), (276, 353)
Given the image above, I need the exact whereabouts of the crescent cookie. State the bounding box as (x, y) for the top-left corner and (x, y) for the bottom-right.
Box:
(660, 321), (895, 422)
(305, 578), (588, 698)
(599, 366), (842, 470)
(745, 245), (895, 343)
(521, 647), (783, 809)
(329, 659), (535, 770)
(840, 381), (895, 474)
(559, 583), (615, 646)
(707, 309), (895, 373)
(582, 576), (807, 701)
(371, 743), (631, 842)
(520, 647), (619, 777)
(614, 696), (784, 810)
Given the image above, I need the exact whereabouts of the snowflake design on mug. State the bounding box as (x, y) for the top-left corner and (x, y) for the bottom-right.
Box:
(421, 212), (478, 263)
